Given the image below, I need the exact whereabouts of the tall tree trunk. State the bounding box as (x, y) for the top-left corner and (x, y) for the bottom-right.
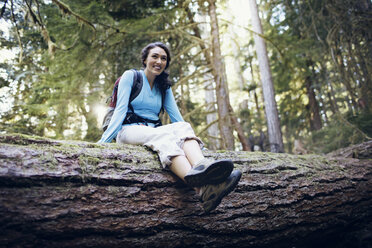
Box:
(354, 41), (372, 113)
(1, 134), (372, 248)
(228, 104), (251, 151)
(248, 0), (284, 153)
(322, 64), (339, 115)
(316, 65), (329, 123)
(204, 76), (221, 150)
(305, 75), (322, 131)
(248, 56), (264, 129)
(318, 96), (329, 124)
(207, 0), (235, 150)
(179, 66), (187, 115)
(305, 62), (322, 131)
(185, 2), (248, 150)
(230, 38), (251, 151)
(355, 0), (372, 112)
(335, 49), (358, 113)
(231, 39), (246, 90)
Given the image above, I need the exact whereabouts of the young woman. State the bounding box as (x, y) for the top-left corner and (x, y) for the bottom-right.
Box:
(98, 42), (242, 213)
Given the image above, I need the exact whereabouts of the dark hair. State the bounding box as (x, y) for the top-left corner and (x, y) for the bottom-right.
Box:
(141, 42), (172, 91)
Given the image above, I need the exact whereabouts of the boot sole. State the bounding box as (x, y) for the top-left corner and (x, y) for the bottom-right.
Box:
(184, 159), (234, 187)
(203, 170), (242, 213)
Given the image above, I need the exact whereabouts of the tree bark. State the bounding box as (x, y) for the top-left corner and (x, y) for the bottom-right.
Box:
(305, 74), (322, 131)
(204, 75), (221, 150)
(231, 39), (246, 91)
(354, 41), (372, 113)
(228, 103), (251, 151)
(185, 3), (248, 151)
(1, 134), (372, 248)
(208, 0), (235, 150)
(335, 49), (358, 113)
(248, 0), (284, 153)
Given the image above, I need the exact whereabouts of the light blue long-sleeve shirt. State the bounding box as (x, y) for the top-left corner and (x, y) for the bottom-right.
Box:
(98, 70), (184, 143)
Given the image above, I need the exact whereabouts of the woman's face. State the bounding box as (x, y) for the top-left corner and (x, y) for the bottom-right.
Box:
(144, 46), (167, 76)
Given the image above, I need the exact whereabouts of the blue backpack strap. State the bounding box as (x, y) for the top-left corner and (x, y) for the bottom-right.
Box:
(159, 88), (165, 115)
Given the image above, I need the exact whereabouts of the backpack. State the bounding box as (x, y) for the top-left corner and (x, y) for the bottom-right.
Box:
(102, 69), (163, 131)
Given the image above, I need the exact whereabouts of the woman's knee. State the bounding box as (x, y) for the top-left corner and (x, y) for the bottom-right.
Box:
(181, 121), (192, 128)
(169, 121), (193, 132)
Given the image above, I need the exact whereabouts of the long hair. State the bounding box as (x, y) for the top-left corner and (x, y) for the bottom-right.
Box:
(141, 42), (172, 92)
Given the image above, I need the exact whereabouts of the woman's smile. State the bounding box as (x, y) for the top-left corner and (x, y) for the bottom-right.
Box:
(144, 46), (167, 76)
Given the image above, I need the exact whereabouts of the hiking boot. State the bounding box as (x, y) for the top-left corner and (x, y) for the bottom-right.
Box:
(184, 158), (234, 187)
(200, 169), (242, 213)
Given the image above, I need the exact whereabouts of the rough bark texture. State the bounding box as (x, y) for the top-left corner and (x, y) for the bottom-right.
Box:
(305, 75), (322, 131)
(327, 140), (372, 159)
(0, 134), (371, 248)
(204, 76), (221, 150)
(228, 103), (251, 151)
(248, 0), (284, 153)
(208, 0), (235, 150)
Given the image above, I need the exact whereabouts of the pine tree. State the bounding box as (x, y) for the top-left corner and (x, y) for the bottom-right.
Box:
(248, 0), (284, 153)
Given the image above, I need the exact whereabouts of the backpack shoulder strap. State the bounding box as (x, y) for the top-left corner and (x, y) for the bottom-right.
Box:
(128, 69), (143, 112)
(159, 88), (166, 115)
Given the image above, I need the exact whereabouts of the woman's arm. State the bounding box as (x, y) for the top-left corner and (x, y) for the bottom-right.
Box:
(98, 70), (135, 143)
(164, 88), (184, 123)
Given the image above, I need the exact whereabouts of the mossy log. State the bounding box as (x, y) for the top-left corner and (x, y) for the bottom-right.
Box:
(0, 134), (371, 248)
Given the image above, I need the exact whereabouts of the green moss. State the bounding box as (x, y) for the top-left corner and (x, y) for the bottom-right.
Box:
(112, 160), (122, 167)
(39, 151), (59, 169)
(0, 133), (60, 146)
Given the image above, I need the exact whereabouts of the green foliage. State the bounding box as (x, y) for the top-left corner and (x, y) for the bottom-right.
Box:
(347, 112), (372, 138)
(0, 0), (204, 142)
(256, 0), (372, 153)
(1, 0), (370, 153)
(306, 111), (372, 154)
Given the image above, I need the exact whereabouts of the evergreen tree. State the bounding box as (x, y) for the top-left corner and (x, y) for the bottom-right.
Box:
(248, 0), (284, 153)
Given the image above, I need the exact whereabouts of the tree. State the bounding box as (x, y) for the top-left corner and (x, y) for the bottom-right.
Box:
(207, 0), (235, 150)
(260, 0), (372, 152)
(2, 0), (370, 154)
(0, 0), (197, 141)
(305, 63), (322, 131)
(204, 74), (221, 150)
(1, 133), (371, 247)
(183, 0), (250, 151)
(248, 0), (284, 152)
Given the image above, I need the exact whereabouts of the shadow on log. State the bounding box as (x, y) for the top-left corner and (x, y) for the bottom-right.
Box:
(0, 134), (371, 248)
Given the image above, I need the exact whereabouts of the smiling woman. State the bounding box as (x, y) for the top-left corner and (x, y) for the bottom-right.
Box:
(143, 47), (168, 85)
(98, 41), (242, 214)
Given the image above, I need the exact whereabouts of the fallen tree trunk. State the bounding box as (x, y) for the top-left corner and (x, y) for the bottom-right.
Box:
(0, 134), (371, 248)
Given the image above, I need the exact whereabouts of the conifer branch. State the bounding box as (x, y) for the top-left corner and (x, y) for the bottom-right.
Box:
(51, 0), (96, 33)
(196, 118), (219, 136)
(220, 18), (286, 62)
(177, 67), (209, 86)
(24, 0), (57, 55)
(182, 102), (209, 119)
(335, 113), (372, 140)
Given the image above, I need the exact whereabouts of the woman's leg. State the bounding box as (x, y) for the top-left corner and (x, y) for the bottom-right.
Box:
(166, 122), (234, 187)
(169, 156), (192, 181)
(182, 139), (204, 166)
